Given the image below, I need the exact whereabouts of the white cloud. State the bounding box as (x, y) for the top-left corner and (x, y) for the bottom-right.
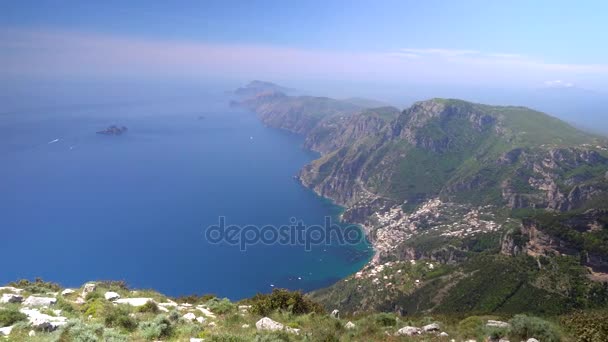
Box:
(544, 80), (575, 88)
(1, 29), (608, 90)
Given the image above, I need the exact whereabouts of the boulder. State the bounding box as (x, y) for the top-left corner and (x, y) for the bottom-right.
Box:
(330, 309), (340, 318)
(256, 317), (300, 334)
(190, 339), (204, 342)
(81, 283), (96, 297)
(0, 293), (23, 304)
(114, 298), (155, 307)
(183, 313), (196, 321)
(527, 339), (539, 342)
(345, 321), (356, 329)
(242, 324), (250, 328)
(104, 291), (121, 301)
(0, 287), (23, 294)
(61, 289), (75, 296)
(21, 308), (67, 332)
(196, 317), (206, 324)
(439, 332), (449, 337)
(0, 326), (13, 336)
(28, 330), (36, 337)
(23, 296), (57, 307)
(395, 326), (421, 336)
(423, 323), (440, 332)
(486, 320), (510, 328)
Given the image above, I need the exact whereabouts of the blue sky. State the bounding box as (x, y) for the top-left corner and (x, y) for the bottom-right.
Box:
(2, 1), (608, 92)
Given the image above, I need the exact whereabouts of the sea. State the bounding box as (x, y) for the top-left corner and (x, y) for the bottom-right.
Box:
(0, 82), (372, 299)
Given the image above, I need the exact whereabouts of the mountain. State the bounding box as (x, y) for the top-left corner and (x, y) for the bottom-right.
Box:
(234, 83), (608, 316)
(233, 80), (294, 98)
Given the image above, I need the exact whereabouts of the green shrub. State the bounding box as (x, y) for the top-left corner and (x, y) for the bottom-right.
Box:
(102, 328), (129, 342)
(103, 305), (137, 331)
(8, 278), (61, 294)
(0, 307), (27, 327)
(82, 298), (106, 317)
(59, 319), (104, 342)
(249, 289), (324, 316)
(509, 314), (561, 342)
(205, 297), (236, 315)
(561, 310), (608, 342)
(374, 313), (397, 327)
(85, 291), (102, 302)
(138, 315), (173, 340)
(137, 300), (160, 314)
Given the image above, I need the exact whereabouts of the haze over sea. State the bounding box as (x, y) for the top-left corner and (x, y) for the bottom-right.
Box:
(0, 82), (372, 299)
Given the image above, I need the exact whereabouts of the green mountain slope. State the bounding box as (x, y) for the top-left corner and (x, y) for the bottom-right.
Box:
(234, 82), (608, 316)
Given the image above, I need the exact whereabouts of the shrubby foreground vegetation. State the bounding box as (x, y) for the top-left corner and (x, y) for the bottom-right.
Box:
(0, 279), (606, 341)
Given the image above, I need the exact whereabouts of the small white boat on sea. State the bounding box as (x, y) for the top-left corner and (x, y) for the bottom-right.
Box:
(48, 138), (60, 144)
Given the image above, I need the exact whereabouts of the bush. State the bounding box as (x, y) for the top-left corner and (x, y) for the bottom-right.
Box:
(561, 310), (608, 342)
(249, 289), (325, 316)
(176, 293), (217, 305)
(374, 313), (397, 327)
(137, 301), (160, 314)
(0, 307), (27, 327)
(82, 298), (106, 318)
(59, 319), (104, 342)
(85, 291), (103, 302)
(103, 305), (137, 331)
(205, 297), (236, 315)
(102, 328), (129, 342)
(509, 314), (561, 342)
(8, 278), (61, 294)
(138, 315), (173, 340)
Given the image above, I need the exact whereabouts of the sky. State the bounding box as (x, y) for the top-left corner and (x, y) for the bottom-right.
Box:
(2, 1), (608, 96)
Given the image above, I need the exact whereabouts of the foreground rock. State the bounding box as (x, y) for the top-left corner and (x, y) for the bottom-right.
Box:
(256, 317), (300, 334)
(345, 321), (356, 329)
(20, 308), (67, 331)
(0, 293), (23, 304)
(23, 296), (57, 307)
(423, 323), (440, 332)
(395, 326), (421, 336)
(0, 326), (13, 336)
(104, 291), (121, 301)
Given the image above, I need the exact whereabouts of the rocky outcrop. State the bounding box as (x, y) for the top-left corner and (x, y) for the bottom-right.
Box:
(255, 317), (300, 334)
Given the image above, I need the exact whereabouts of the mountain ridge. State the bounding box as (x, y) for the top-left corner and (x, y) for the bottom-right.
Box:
(233, 82), (608, 315)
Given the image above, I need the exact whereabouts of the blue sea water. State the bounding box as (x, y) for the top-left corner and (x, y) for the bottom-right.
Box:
(0, 86), (372, 299)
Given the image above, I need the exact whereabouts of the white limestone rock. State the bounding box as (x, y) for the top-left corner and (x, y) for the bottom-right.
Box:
(114, 298), (155, 307)
(423, 323), (440, 332)
(395, 326), (421, 336)
(527, 339), (539, 342)
(104, 291), (121, 301)
(81, 283), (96, 297)
(183, 313), (197, 321)
(0, 326), (13, 336)
(345, 321), (356, 329)
(61, 289), (75, 296)
(256, 317), (300, 334)
(0, 293), (23, 304)
(23, 296), (57, 307)
(196, 317), (206, 324)
(330, 309), (340, 318)
(20, 308), (67, 331)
